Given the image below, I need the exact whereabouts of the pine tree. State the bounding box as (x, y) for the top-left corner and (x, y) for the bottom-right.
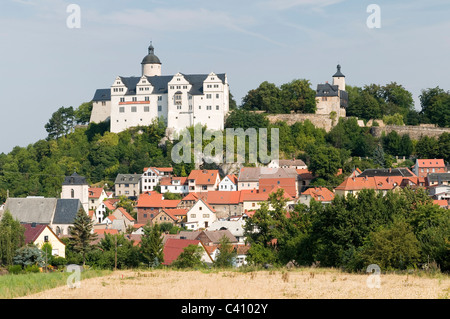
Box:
(0, 210), (25, 266)
(68, 208), (97, 266)
(140, 222), (164, 266)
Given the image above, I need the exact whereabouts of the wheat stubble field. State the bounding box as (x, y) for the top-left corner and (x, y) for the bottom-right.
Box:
(18, 268), (450, 299)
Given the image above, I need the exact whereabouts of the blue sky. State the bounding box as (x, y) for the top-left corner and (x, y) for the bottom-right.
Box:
(1, 0), (449, 154)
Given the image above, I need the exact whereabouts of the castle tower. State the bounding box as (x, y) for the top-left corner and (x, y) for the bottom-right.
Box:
(141, 42), (162, 77)
(332, 64), (345, 92)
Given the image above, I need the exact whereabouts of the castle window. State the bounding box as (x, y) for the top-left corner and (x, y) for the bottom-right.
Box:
(322, 97), (327, 101)
(119, 107), (125, 113)
(206, 94), (212, 99)
(120, 98), (125, 102)
(158, 105), (162, 111)
(158, 96), (162, 101)
(145, 96), (149, 101)
(102, 101), (106, 106)
(71, 189), (74, 198)
(144, 106), (150, 112)
(216, 94), (219, 98)
(131, 107), (137, 112)
(207, 106), (212, 110)
(132, 97), (137, 102)
(216, 105), (219, 110)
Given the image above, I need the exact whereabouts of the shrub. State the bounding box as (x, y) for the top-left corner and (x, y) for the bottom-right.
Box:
(24, 264), (40, 273)
(8, 265), (23, 275)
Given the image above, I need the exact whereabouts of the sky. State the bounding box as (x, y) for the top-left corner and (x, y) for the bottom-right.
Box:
(1, 0), (449, 154)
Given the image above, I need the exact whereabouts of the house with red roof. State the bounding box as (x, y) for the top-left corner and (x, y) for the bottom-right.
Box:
(300, 187), (335, 206)
(413, 159), (446, 178)
(111, 207), (135, 228)
(162, 238), (213, 266)
(218, 174), (238, 191)
(204, 190), (242, 218)
(258, 178), (298, 198)
(187, 170), (220, 193)
(185, 198), (217, 230)
(240, 187), (294, 212)
(22, 223), (66, 258)
(141, 167), (173, 192)
(88, 187), (107, 210)
(178, 192), (207, 210)
(136, 191), (181, 225)
(152, 208), (187, 226)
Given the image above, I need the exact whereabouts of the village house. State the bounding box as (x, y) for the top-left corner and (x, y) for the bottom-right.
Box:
(218, 174), (238, 191)
(88, 187), (107, 210)
(160, 176), (189, 195)
(141, 167), (173, 192)
(114, 174), (141, 198)
(185, 198), (217, 230)
(152, 208), (187, 226)
(413, 159), (446, 178)
(204, 191), (242, 219)
(162, 238), (213, 266)
(23, 223), (66, 258)
(299, 187), (335, 206)
(187, 170), (220, 193)
(111, 207), (135, 228)
(240, 187), (294, 212)
(268, 159), (307, 170)
(426, 173), (450, 187)
(135, 191), (181, 225)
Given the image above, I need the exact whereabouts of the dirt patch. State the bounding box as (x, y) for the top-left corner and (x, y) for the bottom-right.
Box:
(19, 268), (450, 299)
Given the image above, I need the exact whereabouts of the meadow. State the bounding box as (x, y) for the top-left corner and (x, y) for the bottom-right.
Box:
(11, 267), (450, 299)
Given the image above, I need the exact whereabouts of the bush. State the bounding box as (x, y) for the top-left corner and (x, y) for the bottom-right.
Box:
(50, 256), (67, 268)
(24, 264), (40, 273)
(8, 265), (23, 275)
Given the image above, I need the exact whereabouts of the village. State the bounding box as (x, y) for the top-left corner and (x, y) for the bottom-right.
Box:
(1, 156), (448, 269)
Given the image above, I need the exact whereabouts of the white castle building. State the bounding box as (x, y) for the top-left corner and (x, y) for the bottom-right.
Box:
(315, 64), (348, 118)
(90, 43), (230, 133)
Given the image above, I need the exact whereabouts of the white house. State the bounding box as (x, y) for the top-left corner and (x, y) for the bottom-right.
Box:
(218, 174), (238, 191)
(186, 198), (217, 230)
(160, 177), (189, 195)
(88, 187), (107, 210)
(90, 43), (230, 135)
(428, 184), (450, 201)
(141, 167), (173, 193)
(61, 173), (89, 213)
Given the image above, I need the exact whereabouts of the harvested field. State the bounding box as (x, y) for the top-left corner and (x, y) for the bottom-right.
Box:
(19, 268), (450, 299)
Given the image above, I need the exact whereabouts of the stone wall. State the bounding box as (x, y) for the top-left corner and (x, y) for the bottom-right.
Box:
(371, 124), (450, 140)
(266, 113), (335, 132)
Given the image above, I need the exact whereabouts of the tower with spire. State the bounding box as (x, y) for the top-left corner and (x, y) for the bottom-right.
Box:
(141, 42), (162, 76)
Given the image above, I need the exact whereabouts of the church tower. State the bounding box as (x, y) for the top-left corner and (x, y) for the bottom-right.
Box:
(332, 64), (345, 92)
(141, 42), (162, 77)
(61, 172), (89, 214)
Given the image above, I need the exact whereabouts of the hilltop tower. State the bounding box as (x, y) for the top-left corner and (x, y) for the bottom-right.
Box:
(141, 42), (162, 77)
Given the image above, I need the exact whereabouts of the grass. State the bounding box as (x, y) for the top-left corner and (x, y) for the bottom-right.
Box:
(0, 269), (112, 299)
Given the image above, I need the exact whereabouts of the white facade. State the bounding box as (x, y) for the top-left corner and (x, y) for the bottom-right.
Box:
(91, 44), (230, 135)
(218, 175), (237, 191)
(186, 199), (217, 229)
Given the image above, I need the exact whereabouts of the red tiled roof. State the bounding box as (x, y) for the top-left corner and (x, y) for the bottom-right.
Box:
(116, 207), (135, 221)
(160, 176), (188, 186)
(182, 192), (207, 201)
(162, 238), (203, 265)
(240, 187), (293, 202)
(88, 187), (104, 199)
(417, 159), (445, 168)
(259, 178), (297, 197)
(433, 200), (449, 207)
(94, 229), (119, 235)
(205, 191), (241, 205)
(301, 187), (335, 202)
(136, 191), (181, 208)
(23, 223), (47, 244)
(163, 209), (187, 219)
(296, 169), (315, 180)
(187, 170), (219, 185)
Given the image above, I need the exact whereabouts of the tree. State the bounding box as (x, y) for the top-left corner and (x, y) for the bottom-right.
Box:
(68, 208), (98, 266)
(13, 245), (46, 269)
(420, 87), (450, 127)
(241, 81), (284, 113)
(45, 106), (76, 140)
(140, 222), (164, 266)
(171, 244), (205, 269)
(74, 102), (93, 125)
(280, 79), (317, 113)
(214, 235), (236, 268)
(224, 109), (269, 130)
(0, 210), (25, 266)
(306, 144), (344, 181)
(358, 219), (421, 270)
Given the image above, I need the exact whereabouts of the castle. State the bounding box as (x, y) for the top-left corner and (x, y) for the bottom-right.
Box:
(315, 64), (348, 118)
(90, 43), (230, 133)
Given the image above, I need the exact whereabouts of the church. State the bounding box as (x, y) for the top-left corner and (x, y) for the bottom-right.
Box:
(90, 43), (230, 134)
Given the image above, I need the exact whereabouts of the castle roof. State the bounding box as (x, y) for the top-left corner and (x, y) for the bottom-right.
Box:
(141, 43), (161, 65)
(333, 64), (345, 77)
